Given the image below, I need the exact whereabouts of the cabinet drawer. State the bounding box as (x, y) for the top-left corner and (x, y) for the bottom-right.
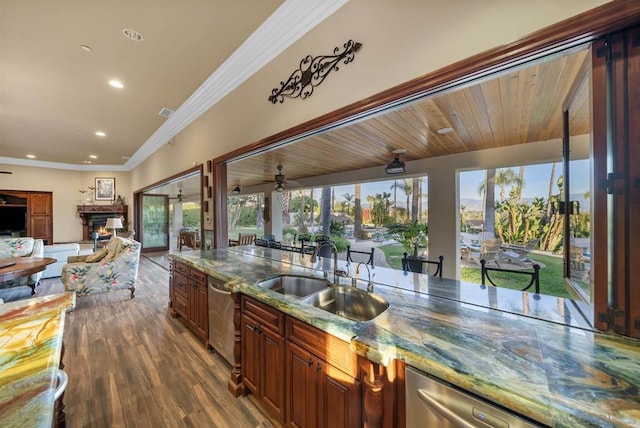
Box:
(242, 296), (285, 335)
(287, 317), (358, 377)
(174, 261), (189, 276)
(189, 268), (206, 284)
(174, 293), (188, 318)
(174, 273), (188, 298)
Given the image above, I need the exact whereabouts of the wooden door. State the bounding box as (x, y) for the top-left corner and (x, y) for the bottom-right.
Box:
(261, 326), (285, 422)
(241, 314), (260, 395)
(286, 342), (318, 428)
(592, 27), (640, 337)
(29, 192), (52, 244)
(626, 27), (640, 338)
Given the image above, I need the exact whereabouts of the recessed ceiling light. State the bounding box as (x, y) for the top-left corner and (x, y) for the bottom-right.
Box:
(80, 44), (92, 52)
(26, 154), (36, 159)
(108, 80), (124, 89)
(392, 148), (407, 154)
(89, 155), (98, 159)
(83, 160), (93, 164)
(121, 156), (131, 160)
(95, 131), (106, 137)
(122, 28), (143, 42)
(437, 127), (454, 134)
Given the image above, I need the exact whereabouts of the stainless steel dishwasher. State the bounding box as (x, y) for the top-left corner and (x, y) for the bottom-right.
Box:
(207, 276), (235, 365)
(406, 366), (541, 427)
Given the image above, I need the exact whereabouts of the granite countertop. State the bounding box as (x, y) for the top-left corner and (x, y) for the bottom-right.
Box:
(170, 248), (640, 427)
(0, 292), (76, 427)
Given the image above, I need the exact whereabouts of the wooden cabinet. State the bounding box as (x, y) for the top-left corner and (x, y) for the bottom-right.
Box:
(241, 296), (286, 422)
(234, 295), (401, 427)
(0, 190), (52, 244)
(169, 261), (208, 341)
(286, 318), (360, 428)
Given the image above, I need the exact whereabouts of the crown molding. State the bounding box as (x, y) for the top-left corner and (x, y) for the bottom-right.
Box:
(124, 0), (348, 170)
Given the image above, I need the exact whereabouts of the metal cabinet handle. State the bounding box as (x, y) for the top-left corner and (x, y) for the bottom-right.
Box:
(307, 359), (314, 367)
(417, 389), (475, 428)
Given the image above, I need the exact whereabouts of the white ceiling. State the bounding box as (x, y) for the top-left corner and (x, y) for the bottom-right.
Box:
(0, 0), (347, 169)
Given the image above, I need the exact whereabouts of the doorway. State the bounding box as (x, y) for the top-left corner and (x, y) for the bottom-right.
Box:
(134, 167), (203, 253)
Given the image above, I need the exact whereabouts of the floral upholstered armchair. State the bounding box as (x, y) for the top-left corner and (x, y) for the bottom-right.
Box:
(61, 237), (141, 298)
(0, 237), (45, 293)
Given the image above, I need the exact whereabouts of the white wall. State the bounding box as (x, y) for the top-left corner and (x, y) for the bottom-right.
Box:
(0, 166), (132, 242)
(130, 0), (607, 192)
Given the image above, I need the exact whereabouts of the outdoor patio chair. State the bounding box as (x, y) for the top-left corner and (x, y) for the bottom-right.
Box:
(228, 233), (256, 247)
(501, 239), (539, 268)
(480, 259), (541, 295)
(469, 239), (503, 267)
(346, 246), (375, 266)
(402, 253), (444, 277)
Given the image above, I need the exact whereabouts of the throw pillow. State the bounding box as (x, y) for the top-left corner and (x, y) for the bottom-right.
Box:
(86, 247), (108, 263)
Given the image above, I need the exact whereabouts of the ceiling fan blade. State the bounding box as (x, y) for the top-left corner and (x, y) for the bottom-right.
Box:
(0, 171), (13, 174)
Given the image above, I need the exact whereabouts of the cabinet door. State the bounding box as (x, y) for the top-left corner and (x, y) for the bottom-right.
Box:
(191, 281), (208, 339)
(241, 314), (260, 395)
(286, 342), (319, 428)
(261, 326), (285, 422)
(30, 216), (51, 241)
(30, 193), (51, 215)
(322, 367), (361, 428)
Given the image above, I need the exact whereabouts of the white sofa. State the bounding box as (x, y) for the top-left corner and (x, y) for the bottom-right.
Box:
(42, 243), (93, 279)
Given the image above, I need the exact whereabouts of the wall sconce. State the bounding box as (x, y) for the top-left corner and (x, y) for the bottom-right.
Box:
(232, 185), (241, 194)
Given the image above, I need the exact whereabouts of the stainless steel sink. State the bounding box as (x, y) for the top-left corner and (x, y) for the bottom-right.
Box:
(301, 286), (389, 321)
(257, 274), (331, 298)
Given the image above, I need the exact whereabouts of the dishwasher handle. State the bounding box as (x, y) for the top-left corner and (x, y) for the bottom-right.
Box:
(417, 389), (476, 428)
(208, 284), (230, 295)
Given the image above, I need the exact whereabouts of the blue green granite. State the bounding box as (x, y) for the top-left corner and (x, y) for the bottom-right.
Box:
(170, 248), (640, 427)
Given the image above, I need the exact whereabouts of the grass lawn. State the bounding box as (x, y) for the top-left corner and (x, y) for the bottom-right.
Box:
(378, 244), (570, 298)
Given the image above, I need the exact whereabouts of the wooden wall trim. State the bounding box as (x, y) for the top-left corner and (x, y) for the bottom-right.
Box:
(214, 0), (640, 166)
(213, 162), (228, 249)
(132, 165), (201, 194)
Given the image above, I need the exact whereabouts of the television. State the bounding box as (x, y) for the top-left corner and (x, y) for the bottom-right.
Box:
(0, 206), (27, 234)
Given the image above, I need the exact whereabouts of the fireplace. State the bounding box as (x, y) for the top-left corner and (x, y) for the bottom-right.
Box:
(77, 205), (128, 241)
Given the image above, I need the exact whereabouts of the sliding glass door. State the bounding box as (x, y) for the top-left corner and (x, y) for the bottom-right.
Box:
(141, 194), (170, 252)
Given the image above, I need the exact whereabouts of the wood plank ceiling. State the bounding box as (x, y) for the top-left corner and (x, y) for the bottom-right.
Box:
(227, 47), (590, 192)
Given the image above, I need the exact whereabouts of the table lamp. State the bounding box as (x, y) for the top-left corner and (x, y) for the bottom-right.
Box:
(105, 217), (123, 237)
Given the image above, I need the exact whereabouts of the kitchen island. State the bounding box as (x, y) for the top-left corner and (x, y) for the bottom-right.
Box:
(170, 247), (640, 427)
(0, 292), (76, 427)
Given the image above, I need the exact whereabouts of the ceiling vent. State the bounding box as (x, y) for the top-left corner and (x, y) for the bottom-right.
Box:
(158, 108), (174, 118)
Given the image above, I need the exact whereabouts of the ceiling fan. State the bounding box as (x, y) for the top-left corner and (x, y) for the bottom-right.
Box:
(169, 189), (184, 202)
(0, 171), (13, 174)
(264, 165), (287, 192)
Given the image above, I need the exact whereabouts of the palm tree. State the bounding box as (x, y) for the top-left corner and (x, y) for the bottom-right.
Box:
(392, 180), (398, 221)
(495, 168), (519, 200)
(392, 179), (413, 220)
(342, 193), (354, 216)
(320, 187), (331, 235)
(546, 162), (557, 218)
(484, 169), (496, 234)
(411, 177), (420, 221)
(354, 184), (362, 238)
(516, 165), (526, 202)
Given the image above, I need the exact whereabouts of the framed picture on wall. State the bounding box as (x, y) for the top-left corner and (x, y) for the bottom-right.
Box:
(95, 177), (116, 201)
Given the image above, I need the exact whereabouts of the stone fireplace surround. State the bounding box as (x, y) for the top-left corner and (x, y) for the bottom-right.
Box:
(77, 205), (128, 241)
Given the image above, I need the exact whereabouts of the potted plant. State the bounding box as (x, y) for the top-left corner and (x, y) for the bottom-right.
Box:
(388, 220), (428, 257)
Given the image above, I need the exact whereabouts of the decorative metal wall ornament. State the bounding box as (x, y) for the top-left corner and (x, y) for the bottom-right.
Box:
(268, 40), (362, 104)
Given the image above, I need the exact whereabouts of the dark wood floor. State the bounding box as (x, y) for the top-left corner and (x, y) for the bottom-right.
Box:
(39, 256), (275, 427)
